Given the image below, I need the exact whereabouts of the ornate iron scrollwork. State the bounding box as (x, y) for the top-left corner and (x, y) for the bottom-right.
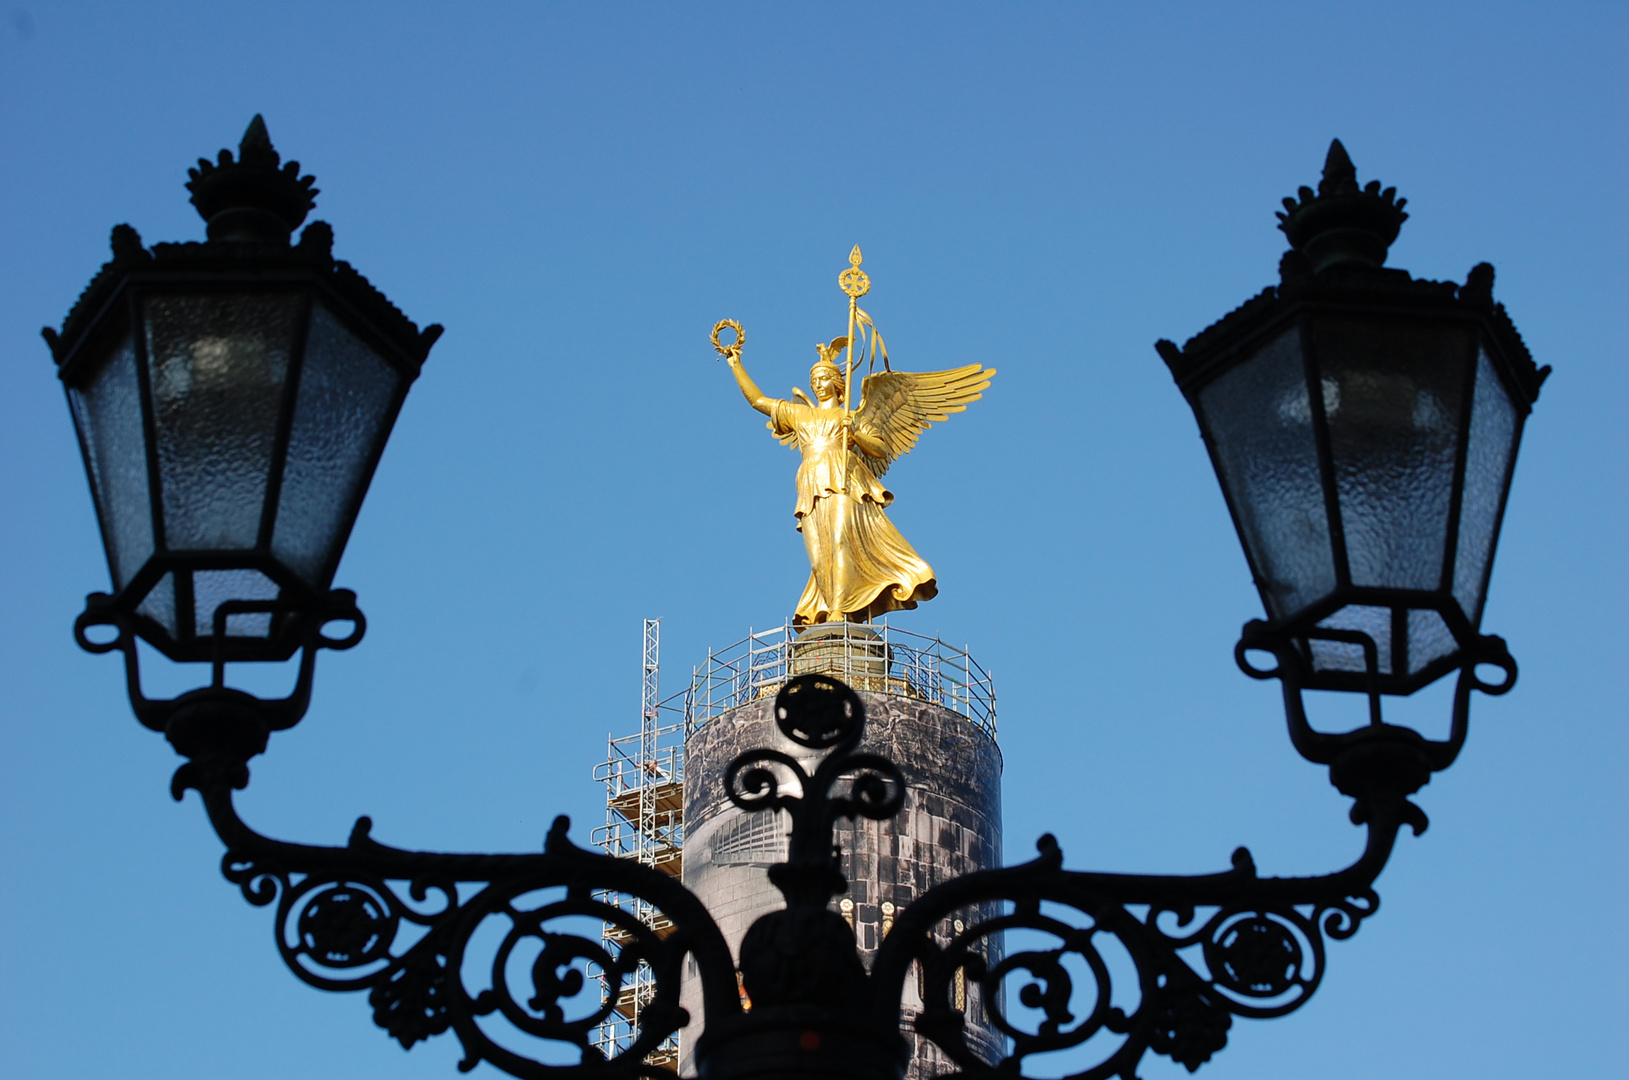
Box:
(95, 628), (1510, 1078)
(870, 833), (1385, 1078)
(861, 628), (1511, 1079)
(173, 755), (741, 1078)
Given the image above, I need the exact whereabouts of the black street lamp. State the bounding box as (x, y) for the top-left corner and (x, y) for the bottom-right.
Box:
(1158, 139), (1546, 806)
(47, 116), (440, 755)
(1159, 140), (1545, 698)
(49, 123), (1544, 1079)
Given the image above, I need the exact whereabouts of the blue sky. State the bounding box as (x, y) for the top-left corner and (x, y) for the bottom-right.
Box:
(1, 3), (1624, 1077)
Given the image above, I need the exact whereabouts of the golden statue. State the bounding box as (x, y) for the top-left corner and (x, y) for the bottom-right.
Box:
(714, 247), (994, 625)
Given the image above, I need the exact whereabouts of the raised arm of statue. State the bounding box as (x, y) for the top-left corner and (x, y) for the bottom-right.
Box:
(724, 349), (775, 416)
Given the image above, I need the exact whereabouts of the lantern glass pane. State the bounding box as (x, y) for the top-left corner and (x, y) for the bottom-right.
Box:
(192, 568), (280, 638)
(272, 302), (402, 587)
(1453, 348), (1517, 624)
(1312, 603), (1392, 675)
(144, 293), (300, 551)
(1314, 317), (1469, 591)
(1198, 327), (1335, 621)
(136, 571), (178, 637)
(68, 334), (154, 589)
(1407, 608), (1457, 674)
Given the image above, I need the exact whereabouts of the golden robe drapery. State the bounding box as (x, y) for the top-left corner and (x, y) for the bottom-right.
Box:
(768, 399), (937, 624)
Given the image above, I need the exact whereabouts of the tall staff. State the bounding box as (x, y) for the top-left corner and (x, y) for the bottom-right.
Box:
(837, 245), (871, 490)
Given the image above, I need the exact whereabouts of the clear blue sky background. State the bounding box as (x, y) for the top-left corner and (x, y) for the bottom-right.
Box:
(1, 3), (1624, 1078)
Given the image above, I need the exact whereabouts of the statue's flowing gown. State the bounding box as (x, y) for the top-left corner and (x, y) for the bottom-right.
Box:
(768, 400), (937, 624)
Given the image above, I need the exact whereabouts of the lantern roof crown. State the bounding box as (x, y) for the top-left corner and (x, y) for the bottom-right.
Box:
(186, 115), (319, 244)
(1277, 139), (1409, 274)
(1155, 142), (1549, 409)
(42, 115), (442, 376)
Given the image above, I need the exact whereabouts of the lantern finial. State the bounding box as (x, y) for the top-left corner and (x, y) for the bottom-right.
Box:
(1277, 139), (1408, 275)
(236, 114), (280, 169)
(186, 115), (319, 244)
(1319, 139), (1358, 195)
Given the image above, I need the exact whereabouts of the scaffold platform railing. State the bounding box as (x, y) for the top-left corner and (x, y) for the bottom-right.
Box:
(591, 728), (685, 873)
(682, 620), (996, 739)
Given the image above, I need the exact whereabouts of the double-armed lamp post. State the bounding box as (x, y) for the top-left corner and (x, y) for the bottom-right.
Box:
(46, 120), (1545, 1079)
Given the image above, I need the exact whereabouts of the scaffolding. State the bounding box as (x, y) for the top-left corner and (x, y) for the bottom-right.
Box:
(590, 619), (687, 1067)
(683, 619), (996, 738)
(588, 618), (994, 1066)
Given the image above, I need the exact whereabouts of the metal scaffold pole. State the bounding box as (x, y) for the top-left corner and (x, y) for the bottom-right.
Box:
(640, 618), (660, 866)
(590, 618), (686, 1068)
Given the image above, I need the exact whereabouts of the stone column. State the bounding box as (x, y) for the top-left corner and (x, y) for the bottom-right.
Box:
(678, 683), (1004, 1077)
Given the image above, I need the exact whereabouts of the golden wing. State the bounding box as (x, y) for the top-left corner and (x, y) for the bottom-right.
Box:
(853, 364), (995, 478)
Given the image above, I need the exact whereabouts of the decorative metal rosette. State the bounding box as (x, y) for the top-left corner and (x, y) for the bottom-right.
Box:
(1199, 909), (1319, 1014)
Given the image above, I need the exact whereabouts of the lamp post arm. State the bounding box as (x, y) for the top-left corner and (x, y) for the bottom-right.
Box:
(868, 786), (1405, 1077)
(84, 645), (1516, 1080)
(167, 754), (742, 1079)
(865, 636), (1520, 1078)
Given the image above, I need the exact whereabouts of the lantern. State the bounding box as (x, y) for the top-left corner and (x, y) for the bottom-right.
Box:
(46, 116), (441, 664)
(1158, 141), (1547, 694)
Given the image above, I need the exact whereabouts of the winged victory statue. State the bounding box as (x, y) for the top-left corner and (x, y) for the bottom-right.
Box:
(713, 247), (994, 625)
